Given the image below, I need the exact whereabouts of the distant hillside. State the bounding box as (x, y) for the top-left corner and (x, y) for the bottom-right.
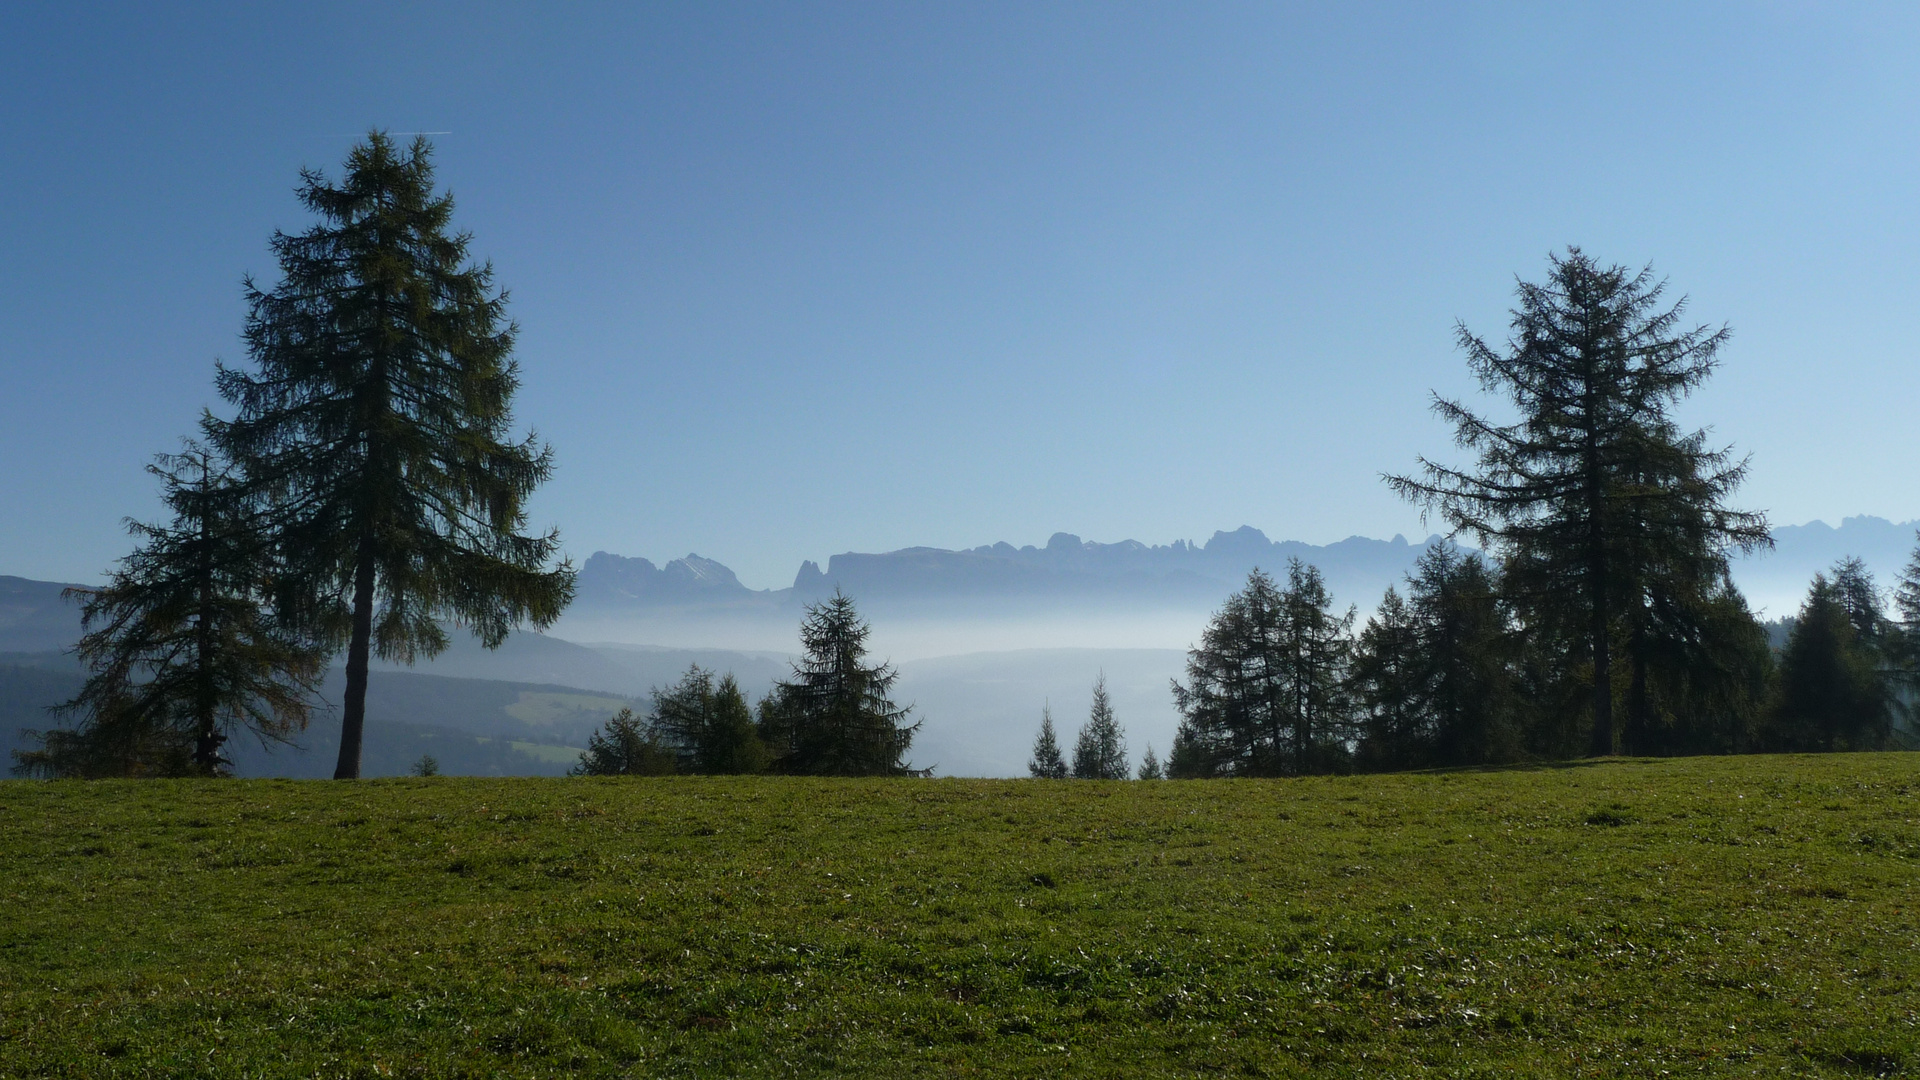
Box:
(0, 577), (85, 653)
(0, 658), (634, 780)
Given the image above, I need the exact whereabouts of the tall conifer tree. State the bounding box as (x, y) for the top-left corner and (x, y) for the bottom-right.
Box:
(1071, 675), (1129, 779)
(210, 134), (574, 778)
(1389, 249), (1767, 756)
(759, 592), (920, 775)
(1173, 561), (1354, 776)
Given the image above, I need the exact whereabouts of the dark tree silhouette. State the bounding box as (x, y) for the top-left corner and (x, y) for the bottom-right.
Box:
(1771, 570), (1892, 752)
(759, 592), (921, 776)
(1173, 561), (1352, 776)
(648, 665), (769, 774)
(13, 447), (323, 778)
(1071, 674), (1128, 779)
(1350, 547), (1512, 770)
(1893, 533), (1920, 716)
(1389, 249), (1767, 756)
(1028, 705), (1069, 779)
(209, 133), (573, 779)
(572, 707), (677, 776)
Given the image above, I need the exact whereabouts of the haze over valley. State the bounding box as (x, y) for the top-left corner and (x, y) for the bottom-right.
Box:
(7, 514), (1913, 778)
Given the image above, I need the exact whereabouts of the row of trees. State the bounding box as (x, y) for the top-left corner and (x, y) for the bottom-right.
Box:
(574, 593), (924, 777)
(1026, 676), (1145, 780)
(1014, 249), (1912, 779)
(14, 134), (574, 780)
(1154, 546), (1917, 778)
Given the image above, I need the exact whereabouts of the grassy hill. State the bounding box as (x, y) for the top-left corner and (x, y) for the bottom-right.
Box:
(1, 755), (1915, 1077)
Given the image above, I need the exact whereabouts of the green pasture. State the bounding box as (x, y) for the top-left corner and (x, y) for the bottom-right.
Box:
(1, 755), (1915, 1077)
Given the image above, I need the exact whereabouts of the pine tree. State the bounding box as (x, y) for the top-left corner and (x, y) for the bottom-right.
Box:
(1137, 744), (1164, 780)
(1071, 674), (1129, 779)
(1771, 572), (1891, 751)
(1350, 548), (1512, 770)
(759, 591), (921, 775)
(1277, 559), (1356, 772)
(571, 707), (677, 776)
(1389, 249), (1768, 756)
(1028, 705), (1069, 779)
(648, 665), (769, 774)
(1350, 586), (1424, 769)
(209, 133), (574, 779)
(13, 447), (324, 778)
(1895, 533), (1920, 638)
(1830, 558), (1888, 648)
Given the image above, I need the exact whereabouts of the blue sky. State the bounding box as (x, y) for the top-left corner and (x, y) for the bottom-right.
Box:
(4, 3), (1917, 590)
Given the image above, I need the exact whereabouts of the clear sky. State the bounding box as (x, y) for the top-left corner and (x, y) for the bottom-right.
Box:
(4, 3), (1917, 590)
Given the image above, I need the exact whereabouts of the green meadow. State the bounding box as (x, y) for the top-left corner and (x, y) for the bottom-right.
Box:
(1, 755), (1915, 1078)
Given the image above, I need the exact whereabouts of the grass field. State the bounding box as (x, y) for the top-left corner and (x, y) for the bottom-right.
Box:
(1, 756), (1915, 1078)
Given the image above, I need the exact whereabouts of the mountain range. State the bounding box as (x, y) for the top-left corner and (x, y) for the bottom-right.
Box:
(6, 516), (1915, 778)
(573, 527), (1453, 619)
(569, 516), (1920, 626)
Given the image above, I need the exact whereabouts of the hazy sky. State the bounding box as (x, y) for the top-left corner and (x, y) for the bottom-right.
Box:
(5, 3), (1918, 590)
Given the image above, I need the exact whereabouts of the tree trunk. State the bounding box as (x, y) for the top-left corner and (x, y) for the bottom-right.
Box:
(1624, 624), (1649, 756)
(1588, 569), (1613, 756)
(333, 552), (377, 780)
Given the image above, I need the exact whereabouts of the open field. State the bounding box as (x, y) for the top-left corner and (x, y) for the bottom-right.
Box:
(1, 756), (1916, 1078)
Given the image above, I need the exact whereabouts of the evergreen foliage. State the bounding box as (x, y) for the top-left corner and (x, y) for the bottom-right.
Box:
(1388, 249), (1769, 756)
(648, 665), (769, 775)
(1137, 745), (1164, 780)
(1027, 706), (1068, 779)
(1771, 570), (1893, 752)
(12, 447), (323, 779)
(759, 592), (921, 776)
(1892, 533), (1920, 716)
(571, 707), (677, 777)
(1172, 561), (1353, 776)
(209, 133), (573, 779)
(1166, 722), (1207, 779)
(1350, 547), (1513, 769)
(1071, 675), (1128, 779)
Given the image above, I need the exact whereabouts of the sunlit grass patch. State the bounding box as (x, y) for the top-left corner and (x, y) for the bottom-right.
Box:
(1, 755), (1916, 1077)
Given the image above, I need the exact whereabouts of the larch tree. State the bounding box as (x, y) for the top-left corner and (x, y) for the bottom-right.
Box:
(14, 446), (324, 778)
(1171, 567), (1291, 777)
(1349, 585), (1424, 770)
(1389, 248), (1767, 756)
(1350, 547), (1512, 770)
(758, 591), (921, 776)
(648, 665), (769, 775)
(209, 133), (574, 779)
